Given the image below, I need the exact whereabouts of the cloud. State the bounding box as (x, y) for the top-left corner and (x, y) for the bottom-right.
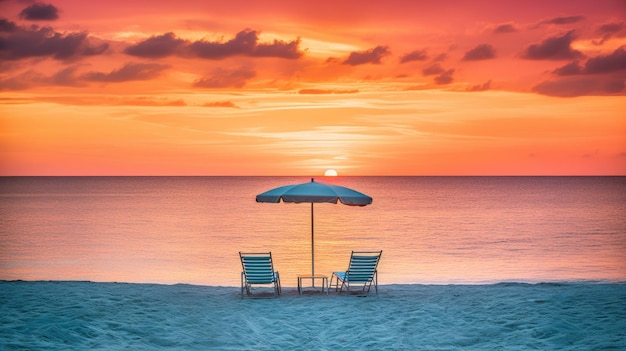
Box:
(541, 16), (586, 26)
(298, 88), (359, 94)
(0, 21), (108, 61)
(434, 69), (454, 85)
(193, 67), (256, 88)
(203, 101), (238, 108)
(553, 61), (583, 75)
(400, 49), (428, 63)
(49, 65), (83, 86)
(125, 29), (303, 60)
(19, 3), (59, 21)
(597, 22), (625, 35)
(584, 46), (626, 74)
(541, 46), (626, 97)
(432, 53), (447, 62)
(533, 76), (624, 97)
(493, 23), (518, 34)
(521, 30), (583, 60)
(124, 32), (187, 58)
(0, 18), (17, 32)
(593, 22), (625, 45)
(553, 47), (626, 76)
(0, 65), (84, 90)
(82, 62), (169, 82)
(0, 70), (45, 90)
(467, 80), (491, 92)
(342, 45), (390, 65)
(462, 44), (496, 61)
(422, 63), (444, 76)
(253, 37), (302, 59)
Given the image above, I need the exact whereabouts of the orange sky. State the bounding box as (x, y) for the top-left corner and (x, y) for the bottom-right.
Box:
(1, 0), (625, 175)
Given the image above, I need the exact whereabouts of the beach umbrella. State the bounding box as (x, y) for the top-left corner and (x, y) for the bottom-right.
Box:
(256, 178), (372, 280)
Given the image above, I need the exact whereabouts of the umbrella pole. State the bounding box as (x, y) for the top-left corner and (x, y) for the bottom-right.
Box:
(311, 202), (315, 287)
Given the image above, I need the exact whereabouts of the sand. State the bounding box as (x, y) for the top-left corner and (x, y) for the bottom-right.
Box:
(1, 281), (625, 350)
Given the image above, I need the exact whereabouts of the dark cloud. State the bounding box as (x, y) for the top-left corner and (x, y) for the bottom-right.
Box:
(467, 80), (491, 92)
(584, 46), (626, 74)
(190, 29), (300, 59)
(434, 69), (454, 85)
(19, 3), (59, 21)
(193, 67), (256, 88)
(462, 44), (496, 61)
(593, 22), (625, 45)
(126, 29), (303, 60)
(521, 31), (583, 60)
(493, 23), (518, 34)
(253, 37), (302, 59)
(541, 16), (586, 26)
(124, 32), (187, 58)
(342, 45), (390, 65)
(597, 22), (625, 35)
(553, 61), (583, 75)
(189, 30), (257, 59)
(422, 63), (444, 76)
(82, 62), (169, 82)
(400, 49), (428, 63)
(553, 47), (626, 76)
(0, 18), (17, 32)
(533, 76), (624, 97)
(0, 22), (109, 61)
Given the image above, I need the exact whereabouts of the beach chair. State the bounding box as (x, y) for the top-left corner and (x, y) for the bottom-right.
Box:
(330, 250), (382, 295)
(239, 252), (281, 298)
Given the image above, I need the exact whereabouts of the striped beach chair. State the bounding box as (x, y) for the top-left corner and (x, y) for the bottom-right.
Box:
(239, 252), (281, 298)
(330, 250), (382, 295)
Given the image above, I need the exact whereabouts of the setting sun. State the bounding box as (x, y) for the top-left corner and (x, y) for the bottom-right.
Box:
(324, 169), (338, 176)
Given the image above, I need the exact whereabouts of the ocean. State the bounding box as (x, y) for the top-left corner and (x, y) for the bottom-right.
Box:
(1, 176), (624, 286)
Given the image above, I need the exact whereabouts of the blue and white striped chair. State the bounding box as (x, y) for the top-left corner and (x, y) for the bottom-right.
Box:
(239, 252), (281, 298)
(330, 250), (382, 295)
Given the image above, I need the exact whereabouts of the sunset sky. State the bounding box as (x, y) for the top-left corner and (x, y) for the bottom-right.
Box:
(1, 0), (625, 176)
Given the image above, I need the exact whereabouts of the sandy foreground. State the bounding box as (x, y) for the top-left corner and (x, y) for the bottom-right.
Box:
(1, 281), (625, 350)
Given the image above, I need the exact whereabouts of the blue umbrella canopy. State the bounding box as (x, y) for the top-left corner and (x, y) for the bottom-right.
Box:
(256, 178), (372, 281)
(256, 178), (372, 206)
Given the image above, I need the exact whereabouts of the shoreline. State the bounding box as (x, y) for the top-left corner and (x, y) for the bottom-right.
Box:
(2, 280), (625, 350)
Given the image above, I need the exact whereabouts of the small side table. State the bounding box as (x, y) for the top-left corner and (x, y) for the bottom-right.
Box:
(297, 274), (329, 295)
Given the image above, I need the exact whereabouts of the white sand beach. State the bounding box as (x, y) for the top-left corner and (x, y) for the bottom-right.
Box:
(2, 281), (625, 350)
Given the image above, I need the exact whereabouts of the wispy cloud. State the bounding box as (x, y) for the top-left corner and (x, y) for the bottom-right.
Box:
(203, 101), (239, 108)
(82, 62), (170, 83)
(298, 89), (359, 94)
(193, 67), (256, 88)
(539, 16), (586, 26)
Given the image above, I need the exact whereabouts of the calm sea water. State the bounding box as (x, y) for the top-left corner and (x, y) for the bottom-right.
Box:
(0, 176), (624, 286)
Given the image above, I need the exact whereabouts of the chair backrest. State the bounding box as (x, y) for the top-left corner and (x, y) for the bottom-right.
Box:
(240, 252), (276, 284)
(346, 250), (382, 283)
